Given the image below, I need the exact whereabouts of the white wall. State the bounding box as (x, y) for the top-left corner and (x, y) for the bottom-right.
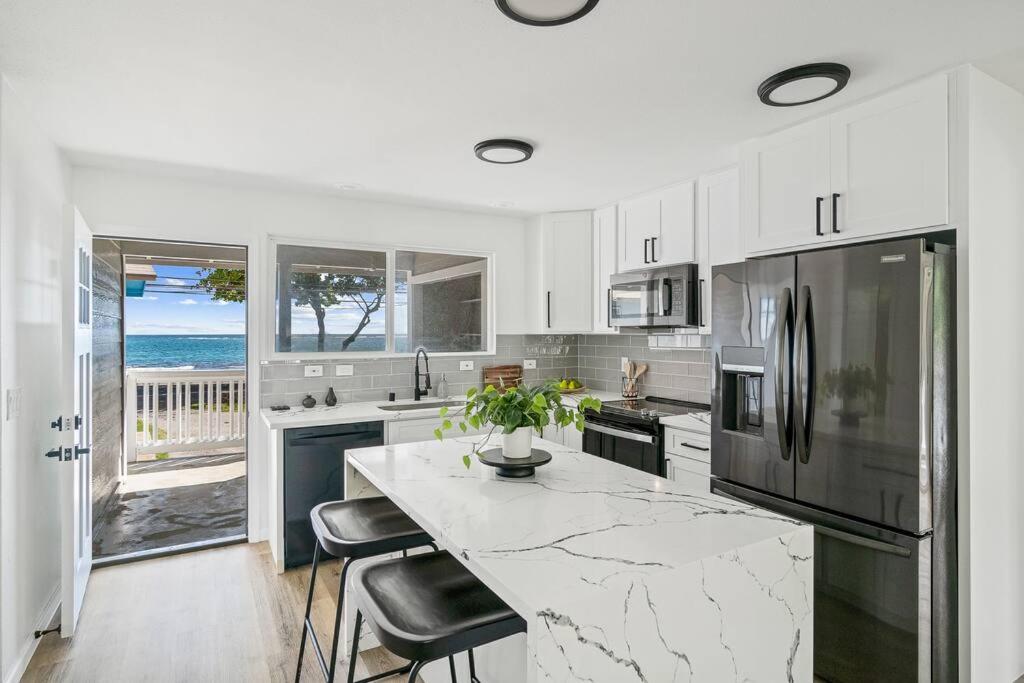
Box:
(0, 77), (70, 682)
(71, 167), (532, 543)
(963, 68), (1024, 682)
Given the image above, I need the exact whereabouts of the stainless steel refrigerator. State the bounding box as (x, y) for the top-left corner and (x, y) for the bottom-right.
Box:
(709, 237), (956, 682)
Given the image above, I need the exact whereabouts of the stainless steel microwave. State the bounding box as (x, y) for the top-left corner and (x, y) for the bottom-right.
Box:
(609, 265), (700, 329)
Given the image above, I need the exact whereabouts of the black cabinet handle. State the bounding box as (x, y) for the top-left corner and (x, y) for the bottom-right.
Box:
(50, 416), (63, 431)
(815, 197), (824, 236)
(74, 446), (90, 460)
(546, 291), (551, 328)
(832, 193), (840, 233)
(44, 447), (63, 460)
(698, 279), (705, 327)
(643, 238), (650, 264)
(650, 236), (658, 263)
(606, 288), (612, 328)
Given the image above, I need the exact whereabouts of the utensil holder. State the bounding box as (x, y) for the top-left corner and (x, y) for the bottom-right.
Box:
(621, 376), (639, 398)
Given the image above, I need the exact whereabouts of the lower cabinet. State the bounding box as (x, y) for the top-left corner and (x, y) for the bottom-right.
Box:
(541, 423), (584, 452)
(664, 426), (711, 490)
(387, 417), (486, 445)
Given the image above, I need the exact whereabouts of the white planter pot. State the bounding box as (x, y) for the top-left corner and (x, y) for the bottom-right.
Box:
(502, 428), (534, 459)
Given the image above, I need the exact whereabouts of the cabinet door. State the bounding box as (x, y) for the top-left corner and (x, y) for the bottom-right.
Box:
(697, 167), (740, 335)
(562, 425), (583, 452)
(592, 206), (618, 332)
(617, 194), (660, 272)
(742, 117), (831, 253)
(654, 180), (696, 266)
(829, 74), (948, 240)
(388, 417), (485, 444)
(543, 212), (593, 332)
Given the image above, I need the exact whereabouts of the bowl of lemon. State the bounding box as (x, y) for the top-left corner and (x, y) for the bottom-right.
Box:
(557, 377), (586, 394)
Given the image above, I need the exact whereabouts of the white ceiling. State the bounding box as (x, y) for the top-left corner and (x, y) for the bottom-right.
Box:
(1, 0), (1023, 214)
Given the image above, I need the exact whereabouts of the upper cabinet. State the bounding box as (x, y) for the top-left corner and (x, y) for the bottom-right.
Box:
(829, 75), (948, 240)
(592, 205), (618, 332)
(541, 212), (593, 333)
(617, 180), (695, 272)
(741, 118), (831, 253)
(697, 166), (741, 335)
(742, 74), (949, 254)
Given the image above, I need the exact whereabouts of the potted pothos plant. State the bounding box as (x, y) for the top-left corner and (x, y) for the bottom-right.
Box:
(435, 380), (601, 467)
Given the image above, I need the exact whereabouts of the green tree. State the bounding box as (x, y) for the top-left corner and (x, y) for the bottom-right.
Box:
(197, 267), (386, 352)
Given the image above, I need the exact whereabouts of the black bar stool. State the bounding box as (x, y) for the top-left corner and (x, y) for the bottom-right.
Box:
(296, 497), (437, 682)
(347, 550), (527, 682)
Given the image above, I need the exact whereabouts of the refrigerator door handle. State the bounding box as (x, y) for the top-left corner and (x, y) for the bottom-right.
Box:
(793, 284), (815, 464)
(774, 287), (793, 461)
(816, 526), (912, 558)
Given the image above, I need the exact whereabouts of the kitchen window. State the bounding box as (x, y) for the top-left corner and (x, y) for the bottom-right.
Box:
(272, 240), (492, 357)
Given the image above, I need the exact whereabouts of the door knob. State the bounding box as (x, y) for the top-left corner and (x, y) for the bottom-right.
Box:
(44, 447), (63, 459)
(73, 446), (91, 460)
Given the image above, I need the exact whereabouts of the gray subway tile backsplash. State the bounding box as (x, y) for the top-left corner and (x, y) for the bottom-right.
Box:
(259, 332), (710, 408)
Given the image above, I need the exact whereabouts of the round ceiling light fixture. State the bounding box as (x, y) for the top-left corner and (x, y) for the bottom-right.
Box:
(474, 139), (534, 164)
(494, 0), (599, 27)
(758, 63), (851, 107)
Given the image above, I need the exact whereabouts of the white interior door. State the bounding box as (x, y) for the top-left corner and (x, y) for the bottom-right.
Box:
(61, 207), (94, 636)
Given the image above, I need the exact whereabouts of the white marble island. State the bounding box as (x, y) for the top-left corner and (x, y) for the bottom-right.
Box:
(345, 436), (813, 682)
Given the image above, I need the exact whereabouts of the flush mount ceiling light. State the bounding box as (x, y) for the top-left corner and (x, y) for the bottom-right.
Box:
(758, 63), (851, 107)
(495, 0), (599, 27)
(474, 139), (534, 164)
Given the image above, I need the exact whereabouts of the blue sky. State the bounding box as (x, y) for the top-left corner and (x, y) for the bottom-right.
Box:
(126, 265), (397, 336)
(126, 266), (246, 335)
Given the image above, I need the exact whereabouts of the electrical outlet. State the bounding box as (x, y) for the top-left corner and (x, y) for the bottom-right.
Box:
(621, 357), (630, 373)
(523, 359), (537, 370)
(460, 360), (474, 371)
(335, 365), (354, 377)
(304, 365), (324, 378)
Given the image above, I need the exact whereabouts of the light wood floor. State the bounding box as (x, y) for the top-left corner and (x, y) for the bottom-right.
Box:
(24, 542), (410, 682)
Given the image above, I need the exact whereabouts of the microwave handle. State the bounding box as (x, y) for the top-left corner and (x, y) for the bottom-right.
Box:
(660, 279), (672, 316)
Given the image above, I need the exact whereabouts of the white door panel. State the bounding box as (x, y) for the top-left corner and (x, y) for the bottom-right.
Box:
(61, 207), (94, 636)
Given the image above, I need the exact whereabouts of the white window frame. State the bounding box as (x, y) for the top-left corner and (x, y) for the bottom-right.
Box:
(266, 235), (496, 360)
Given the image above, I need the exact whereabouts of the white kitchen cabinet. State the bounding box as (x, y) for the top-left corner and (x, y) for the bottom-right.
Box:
(387, 416), (485, 444)
(696, 167), (741, 335)
(541, 212), (593, 332)
(829, 74), (948, 241)
(665, 453), (711, 491)
(741, 117), (831, 253)
(657, 180), (696, 265)
(541, 424), (583, 452)
(591, 205), (618, 332)
(742, 75), (949, 255)
(617, 194), (660, 271)
(617, 181), (696, 272)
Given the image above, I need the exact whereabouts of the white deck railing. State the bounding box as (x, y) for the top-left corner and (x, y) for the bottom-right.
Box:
(125, 368), (246, 462)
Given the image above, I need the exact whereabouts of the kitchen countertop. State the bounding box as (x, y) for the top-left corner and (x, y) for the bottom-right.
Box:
(659, 410), (711, 433)
(259, 390), (624, 431)
(346, 436), (813, 682)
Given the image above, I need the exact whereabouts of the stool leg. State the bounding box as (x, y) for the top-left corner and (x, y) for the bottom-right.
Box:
(295, 542), (322, 682)
(407, 661), (426, 682)
(468, 649), (479, 683)
(448, 656), (457, 682)
(346, 610), (362, 683)
(327, 558), (352, 682)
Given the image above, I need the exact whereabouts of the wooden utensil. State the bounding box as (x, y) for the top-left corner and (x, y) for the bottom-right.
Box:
(634, 363), (648, 379)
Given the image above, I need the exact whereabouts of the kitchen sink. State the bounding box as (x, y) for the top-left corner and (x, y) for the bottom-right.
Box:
(376, 400), (466, 412)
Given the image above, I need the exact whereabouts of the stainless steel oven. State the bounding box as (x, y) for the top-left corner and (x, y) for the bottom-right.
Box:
(609, 265), (699, 329)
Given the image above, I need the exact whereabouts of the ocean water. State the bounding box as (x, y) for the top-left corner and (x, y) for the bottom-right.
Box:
(126, 335), (246, 369)
(125, 334), (398, 368)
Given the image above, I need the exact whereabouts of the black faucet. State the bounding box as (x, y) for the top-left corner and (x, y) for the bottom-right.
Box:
(414, 347), (431, 401)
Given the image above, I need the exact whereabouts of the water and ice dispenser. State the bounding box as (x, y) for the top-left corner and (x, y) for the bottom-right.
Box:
(720, 347), (765, 437)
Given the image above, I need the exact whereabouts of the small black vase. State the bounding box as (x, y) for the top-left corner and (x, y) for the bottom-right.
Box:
(301, 394), (316, 409)
(325, 387), (338, 407)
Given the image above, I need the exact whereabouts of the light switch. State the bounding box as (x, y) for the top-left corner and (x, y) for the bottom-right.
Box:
(304, 365), (324, 378)
(460, 360), (474, 371)
(5, 387), (22, 421)
(523, 359), (537, 370)
(336, 365), (354, 377)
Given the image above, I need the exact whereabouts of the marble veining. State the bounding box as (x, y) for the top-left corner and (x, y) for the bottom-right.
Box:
(346, 437), (813, 682)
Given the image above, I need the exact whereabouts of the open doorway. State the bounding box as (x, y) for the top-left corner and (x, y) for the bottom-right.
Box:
(91, 238), (248, 563)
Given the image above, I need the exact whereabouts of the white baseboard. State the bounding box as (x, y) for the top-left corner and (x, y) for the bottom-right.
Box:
(4, 584), (60, 683)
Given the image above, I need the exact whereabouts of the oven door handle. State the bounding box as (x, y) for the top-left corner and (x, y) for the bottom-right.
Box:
(585, 422), (656, 444)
